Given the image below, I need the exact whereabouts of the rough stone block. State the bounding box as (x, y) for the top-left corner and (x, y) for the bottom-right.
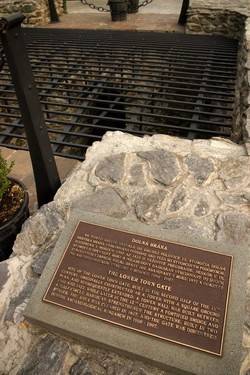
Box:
(25, 211), (248, 375)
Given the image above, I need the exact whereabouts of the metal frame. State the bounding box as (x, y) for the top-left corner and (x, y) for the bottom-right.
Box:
(0, 13), (61, 207)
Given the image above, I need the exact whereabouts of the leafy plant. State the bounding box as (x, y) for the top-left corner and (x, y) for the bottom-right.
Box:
(0, 153), (13, 202)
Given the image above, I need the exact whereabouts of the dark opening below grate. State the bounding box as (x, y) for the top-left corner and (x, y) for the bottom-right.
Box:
(0, 28), (238, 160)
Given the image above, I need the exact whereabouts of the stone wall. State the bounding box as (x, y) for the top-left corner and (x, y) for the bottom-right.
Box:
(232, 18), (249, 142)
(187, 8), (246, 39)
(189, 0), (249, 16)
(246, 20), (250, 145)
(0, 0), (64, 26)
(186, 6), (250, 153)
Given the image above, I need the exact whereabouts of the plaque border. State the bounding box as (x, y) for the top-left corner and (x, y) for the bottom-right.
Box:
(43, 220), (233, 357)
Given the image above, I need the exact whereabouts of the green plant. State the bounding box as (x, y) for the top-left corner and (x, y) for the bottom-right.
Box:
(0, 153), (14, 202)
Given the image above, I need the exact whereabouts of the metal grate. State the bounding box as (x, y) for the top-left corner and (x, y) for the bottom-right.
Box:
(0, 28), (238, 160)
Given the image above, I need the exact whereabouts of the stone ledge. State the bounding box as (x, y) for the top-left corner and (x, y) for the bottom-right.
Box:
(189, 0), (249, 16)
(0, 0), (64, 26)
(0, 131), (249, 374)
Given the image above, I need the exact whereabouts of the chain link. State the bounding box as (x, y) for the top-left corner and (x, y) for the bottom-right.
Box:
(80, 0), (154, 12)
(138, 0), (153, 8)
(80, 0), (109, 12)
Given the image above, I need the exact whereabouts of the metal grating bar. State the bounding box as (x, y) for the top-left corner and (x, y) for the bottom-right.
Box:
(0, 28), (238, 160)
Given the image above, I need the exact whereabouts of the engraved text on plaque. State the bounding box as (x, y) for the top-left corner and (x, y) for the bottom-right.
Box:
(43, 221), (232, 356)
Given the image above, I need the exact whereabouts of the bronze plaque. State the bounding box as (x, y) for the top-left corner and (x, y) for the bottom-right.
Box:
(43, 221), (233, 356)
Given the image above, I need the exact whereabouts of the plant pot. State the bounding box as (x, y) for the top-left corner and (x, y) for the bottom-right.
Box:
(0, 178), (29, 261)
(108, 0), (128, 21)
(127, 0), (139, 13)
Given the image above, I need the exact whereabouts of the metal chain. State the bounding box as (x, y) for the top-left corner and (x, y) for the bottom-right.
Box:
(138, 0), (153, 8)
(80, 0), (154, 12)
(80, 0), (109, 12)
